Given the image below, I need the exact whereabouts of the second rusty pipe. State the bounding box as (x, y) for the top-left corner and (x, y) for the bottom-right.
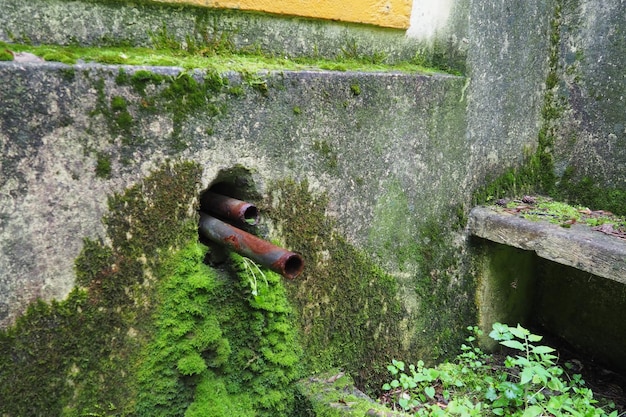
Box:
(201, 191), (259, 226)
(199, 213), (304, 279)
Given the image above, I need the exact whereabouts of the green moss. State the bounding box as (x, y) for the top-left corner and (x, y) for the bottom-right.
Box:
(2, 41), (448, 75)
(409, 217), (477, 361)
(265, 179), (406, 394)
(74, 238), (114, 286)
(41, 50), (77, 64)
(0, 48), (14, 61)
(557, 167), (626, 216)
(94, 152), (112, 178)
(0, 162), (203, 416)
(110, 95), (127, 111)
(350, 83), (361, 96)
(59, 67), (76, 82)
(311, 140), (338, 170)
(368, 181), (476, 362)
(474, 1), (626, 215)
(135, 246), (302, 417)
(114, 69), (229, 151)
(0, 161), (308, 416)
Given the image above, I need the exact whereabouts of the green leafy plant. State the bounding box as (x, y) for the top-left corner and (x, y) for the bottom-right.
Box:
(381, 323), (619, 417)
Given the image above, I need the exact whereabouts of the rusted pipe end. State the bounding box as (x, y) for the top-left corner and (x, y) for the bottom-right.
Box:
(199, 213), (305, 279)
(276, 252), (305, 280)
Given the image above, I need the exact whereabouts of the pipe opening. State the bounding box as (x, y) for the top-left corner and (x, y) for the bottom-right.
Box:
(283, 254), (305, 279)
(242, 205), (259, 225)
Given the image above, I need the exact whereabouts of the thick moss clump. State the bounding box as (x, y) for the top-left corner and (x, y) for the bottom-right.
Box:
(265, 179), (406, 394)
(134, 247), (302, 417)
(0, 161), (301, 416)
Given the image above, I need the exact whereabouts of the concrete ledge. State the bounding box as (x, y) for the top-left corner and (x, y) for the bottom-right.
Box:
(468, 206), (626, 284)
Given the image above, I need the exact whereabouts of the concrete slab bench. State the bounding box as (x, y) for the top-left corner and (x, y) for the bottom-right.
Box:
(468, 206), (626, 285)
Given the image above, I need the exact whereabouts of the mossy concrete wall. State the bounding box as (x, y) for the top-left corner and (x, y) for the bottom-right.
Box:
(2, 0), (626, 413)
(0, 62), (467, 332)
(465, 1), (555, 188)
(0, 0), (470, 73)
(0, 0), (422, 65)
(548, 0), (626, 213)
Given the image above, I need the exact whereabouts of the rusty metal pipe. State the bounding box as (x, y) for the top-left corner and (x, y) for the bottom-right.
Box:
(201, 191), (259, 226)
(199, 213), (304, 279)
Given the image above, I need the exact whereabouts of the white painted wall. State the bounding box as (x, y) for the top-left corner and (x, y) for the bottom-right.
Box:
(407, 0), (453, 39)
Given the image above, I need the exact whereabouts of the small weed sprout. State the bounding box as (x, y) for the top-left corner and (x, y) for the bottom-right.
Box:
(241, 256), (268, 296)
(381, 323), (620, 417)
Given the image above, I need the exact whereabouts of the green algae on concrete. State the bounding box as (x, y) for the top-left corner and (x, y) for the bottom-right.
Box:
(367, 179), (476, 364)
(470, 0), (626, 217)
(265, 178), (407, 395)
(473, 242), (537, 349)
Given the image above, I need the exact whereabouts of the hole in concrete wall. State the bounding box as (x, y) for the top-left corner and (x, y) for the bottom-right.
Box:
(198, 166), (263, 264)
(200, 165), (262, 211)
(197, 166), (304, 279)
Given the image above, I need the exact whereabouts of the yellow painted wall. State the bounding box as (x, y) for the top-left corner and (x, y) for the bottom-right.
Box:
(154, 0), (412, 29)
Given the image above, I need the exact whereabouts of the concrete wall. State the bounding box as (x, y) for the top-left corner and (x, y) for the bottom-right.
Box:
(0, 0), (554, 342)
(466, 1), (554, 185)
(552, 0), (626, 206)
(0, 60), (470, 333)
(2, 0), (626, 409)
